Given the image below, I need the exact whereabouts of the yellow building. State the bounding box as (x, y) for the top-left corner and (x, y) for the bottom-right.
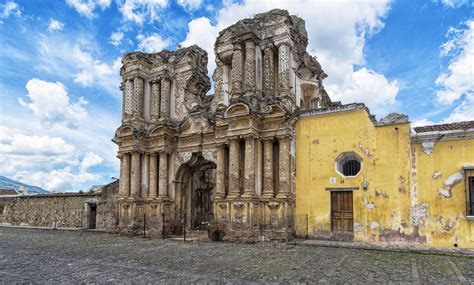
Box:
(295, 103), (474, 249)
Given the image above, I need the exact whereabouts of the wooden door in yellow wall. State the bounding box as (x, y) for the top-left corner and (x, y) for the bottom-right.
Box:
(331, 191), (353, 232)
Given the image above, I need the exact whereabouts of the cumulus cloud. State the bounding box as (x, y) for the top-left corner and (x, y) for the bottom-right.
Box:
(181, 0), (399, 115)
(48, 19), (64, 31)
(0, 123), (109, 192)
(435, 21), (473, 105)
(443, 94), (474, 122)
(1, 1), (21, 18)
(177, 0), (203, 11)
(110, 31), (124, 46)
(66, 0), (111, 18)
(35, 34), (122, 97)
(180, 17), (219, 75)
(18, 79), (88, 127)
(137, 33), (170, 52)
(119, 0), (168, 25)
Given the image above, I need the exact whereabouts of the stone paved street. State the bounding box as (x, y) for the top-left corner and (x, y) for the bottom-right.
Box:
(0, 227), (472, 284)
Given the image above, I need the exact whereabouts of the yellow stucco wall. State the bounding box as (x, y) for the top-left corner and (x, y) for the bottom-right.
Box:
(414, 138), (474, 248)
(295, 108), (474, 249)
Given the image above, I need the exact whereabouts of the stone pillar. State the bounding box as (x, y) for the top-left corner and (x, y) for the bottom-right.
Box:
(158, 152), (168, 198)
(261, 140), (274, 198)
(242, 136), (256, 198)
(133, 77), (144, 118)
(130, 152), (141, 198)
(278, 43), (291, 96)
(124, 79), (133, 117)
(141, 154), (150, 199)
(244, 41), (256, 95)
(231, 45), (243, 98)
(263, 47), (275, 97)
(227, 139), (240, 199)
(119, 153), (131, 197)
(277, 137), (290, 198)
(149, 153), (158, 198)
(160, 78), (171, 120)
(150, 81), (160, 121)
(215, 145), (226, 199)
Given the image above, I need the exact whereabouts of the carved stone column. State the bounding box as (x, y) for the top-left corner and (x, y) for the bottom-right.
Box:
(277, 137), (290, 198)
(158, 152), (168, 198)
(141, 154), (150, 199)
(227, 139), (240, 199)
(150, 81), (160, 121)
(261, 140), (274, 198)
(242, 136), (256, 198)
(130, 152), (141, 198)
(133, 77), (144, 118)
(278, 43), (291, 96)
(149, 153), (158, 198)
(263, 47), (275, 97)
(160, 78), (171, 120)
(119, 153), (131, 197)
(231, 45), (243, 98)
(244, 41), (256, 95)
(215, 145), (226, 199)
(124, 79), (133, 117)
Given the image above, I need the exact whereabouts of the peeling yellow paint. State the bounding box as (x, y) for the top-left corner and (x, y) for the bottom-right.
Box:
(295, 108), (474, 249)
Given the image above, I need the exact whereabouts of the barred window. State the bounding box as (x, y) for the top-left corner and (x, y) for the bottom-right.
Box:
(468, 176), (474, 216)
(336, 152), (362, 177)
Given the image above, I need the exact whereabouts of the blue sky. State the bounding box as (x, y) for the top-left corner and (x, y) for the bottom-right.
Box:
(0, 0), (472, 192)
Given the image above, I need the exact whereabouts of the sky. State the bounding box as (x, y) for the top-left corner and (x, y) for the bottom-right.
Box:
(0, 0), (472, 192)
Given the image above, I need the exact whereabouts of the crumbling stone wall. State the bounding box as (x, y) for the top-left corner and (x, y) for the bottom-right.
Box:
(0, 181), (118, 230)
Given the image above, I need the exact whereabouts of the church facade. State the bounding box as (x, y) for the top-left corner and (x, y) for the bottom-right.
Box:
(114, 9), (328, 240)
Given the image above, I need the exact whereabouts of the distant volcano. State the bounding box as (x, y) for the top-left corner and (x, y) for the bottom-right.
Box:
(0, 176), (49, 194)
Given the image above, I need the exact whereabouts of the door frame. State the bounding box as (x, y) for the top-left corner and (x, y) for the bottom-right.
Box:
(329, 189), (354, 239)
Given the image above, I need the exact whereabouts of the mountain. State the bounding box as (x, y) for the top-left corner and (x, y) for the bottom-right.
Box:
(0, 176), (49, 194)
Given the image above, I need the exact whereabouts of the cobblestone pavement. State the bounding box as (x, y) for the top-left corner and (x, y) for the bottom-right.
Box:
(0, 227), (472, 284)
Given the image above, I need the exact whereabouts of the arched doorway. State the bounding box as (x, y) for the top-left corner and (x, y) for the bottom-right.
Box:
(175, 153), (216, 230)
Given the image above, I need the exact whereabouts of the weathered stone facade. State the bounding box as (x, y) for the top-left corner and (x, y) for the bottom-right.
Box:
(0, 181), (118, 230)
(114, 9), (328, 240)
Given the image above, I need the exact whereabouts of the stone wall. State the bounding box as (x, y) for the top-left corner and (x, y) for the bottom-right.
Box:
(0, 181), (118, 231)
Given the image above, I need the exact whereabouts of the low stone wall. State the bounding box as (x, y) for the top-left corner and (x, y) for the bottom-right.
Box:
(0, 181), (118, 231)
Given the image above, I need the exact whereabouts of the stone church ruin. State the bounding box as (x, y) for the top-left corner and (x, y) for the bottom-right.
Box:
(114, 9), (328, 239)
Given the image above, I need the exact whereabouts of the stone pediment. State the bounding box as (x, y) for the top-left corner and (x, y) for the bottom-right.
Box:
(116, 125), (134, 137)
(224, 103), (250, 118)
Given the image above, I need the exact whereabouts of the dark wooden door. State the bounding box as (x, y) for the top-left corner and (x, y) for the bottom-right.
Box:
(89, 204), (97, 229)
(331, 191), (353, 232)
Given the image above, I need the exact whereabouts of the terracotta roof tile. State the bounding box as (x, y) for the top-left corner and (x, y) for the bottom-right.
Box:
(414, 121), (474, 133)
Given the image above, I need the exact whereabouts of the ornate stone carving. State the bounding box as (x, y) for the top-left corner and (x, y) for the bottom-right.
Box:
(124, 80), (133, 116)
(278, 43), (290, 93)
(244, 41), (256, 94)
(133, 77), (144, 118)
(263, 47), (275, 97)
(160, 78), (171, 119)
(231, 46), (243, 98)
(177, 151), (192, 164)
(202, 150), (217, 164)
(150, 82), (160, 120)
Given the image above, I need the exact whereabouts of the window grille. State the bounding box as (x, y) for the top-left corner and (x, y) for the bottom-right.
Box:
(336, 152), (362, 177)
(469, 177), (474, 216)
(342, 160), (361, 176)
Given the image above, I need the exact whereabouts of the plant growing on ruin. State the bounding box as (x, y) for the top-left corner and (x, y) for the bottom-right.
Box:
(207, 220), (225, 241)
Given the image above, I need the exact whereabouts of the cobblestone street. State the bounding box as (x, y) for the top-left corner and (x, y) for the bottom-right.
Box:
(0, 227), (472, 284)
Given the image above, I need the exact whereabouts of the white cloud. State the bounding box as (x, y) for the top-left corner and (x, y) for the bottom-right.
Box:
(66, 0), (111, 18)
(35, 34), (122, 97)
(18, 79), (88, 127)
(177, 0), (203, 11)
(1, 1), (21, 18)
(329, 67), (399, 113)
(443, 94), (474, 123)
(110, 31), (124, 46)
(438, 0), (470, 8)
(119, 0), (168, 25)
(181, 0), (399, 115)
(80, 151), (103, 172)
(435, 21), (473, 105)
(48, 19), (64, 31)
(180, 17), (219, 76)
(137, 33), (170, 52)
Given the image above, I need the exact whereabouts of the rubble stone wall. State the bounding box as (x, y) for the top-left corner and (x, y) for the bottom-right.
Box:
(0, 181), (118, 230)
